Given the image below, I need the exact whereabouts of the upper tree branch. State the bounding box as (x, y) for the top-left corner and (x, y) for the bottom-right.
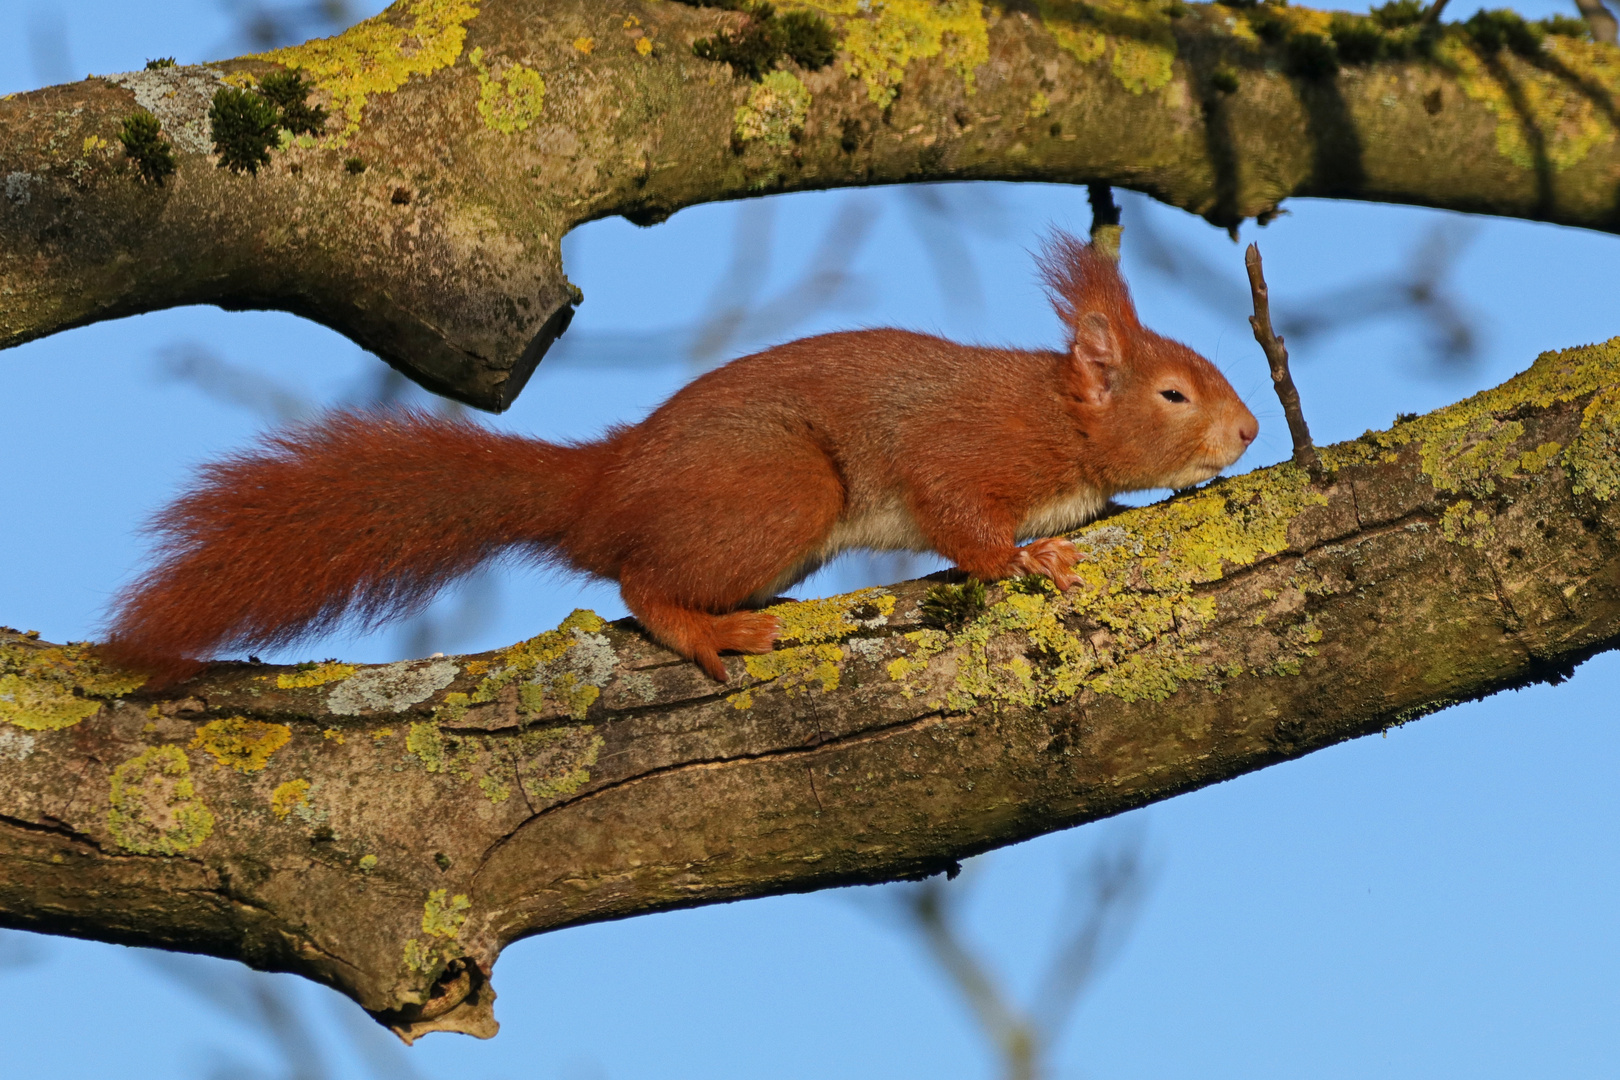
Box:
(4, 0), (1620, 407)
(7, 336), (1620, 1040)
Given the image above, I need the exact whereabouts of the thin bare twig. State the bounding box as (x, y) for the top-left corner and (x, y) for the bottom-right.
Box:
(1245, 244), (1321, 475)
(1087, 184), (1122, 261)
(1423, 0), (1451, 26)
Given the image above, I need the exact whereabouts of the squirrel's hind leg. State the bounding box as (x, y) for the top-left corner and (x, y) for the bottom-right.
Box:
(619, 579), (779, 682)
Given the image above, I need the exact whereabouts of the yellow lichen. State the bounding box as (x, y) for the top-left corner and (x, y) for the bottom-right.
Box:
(635, 36), (655, 57)
(468, 45), (546, 134)
(190, 717), (292, 772)
(745, 644), (844, 695)
(359, 853), (379, 871)
(1439, 499), (1495, 548)
(479, 774), (511, 803)
(107, 746), (216, 855)
(472, 609), (612, 721)
(255, 0), (482, 141)
(1027, 90), (1050, 117)
(799, 0), (989, 108)
(406, 720), (447, 772)
(270, 778), (312, 819)
(277, 661), (357, 689)
(771, 587), (896, 645)
(1568, 385), (1620, 500)
(734, 69), (811, 149)
(1515, 440), (1564, 476)
(573, 36), (595, 54)
(0, 641), (145, 732)
(1442, 37), (1612, 172)
(1111, 37), (1175, 95)
(729, 689), (755, 710)
(1035, 0), (1177, 94)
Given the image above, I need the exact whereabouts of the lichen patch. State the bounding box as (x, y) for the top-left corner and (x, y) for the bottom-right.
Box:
(190, 717), (293, 772)
(327, 658), (459, 715)
(734, 70), (811, 148)
(107, 66), (229, 154)
(257, 0), (482, 141)
(0, 641), (145, 732)
(107, 746), (216, 855)
(469, 46), (545, 134)
(277, 661), (358, 689)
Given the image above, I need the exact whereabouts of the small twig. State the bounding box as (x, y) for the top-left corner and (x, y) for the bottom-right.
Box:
(1422, 0), (1450, 26)
(1087, 183), (1122, 260)
(1244, 243), (1321, 475)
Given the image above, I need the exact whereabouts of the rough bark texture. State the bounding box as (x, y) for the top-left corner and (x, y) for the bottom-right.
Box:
(7, 336), (1620, 1040)
(4, 0), (1620, 406)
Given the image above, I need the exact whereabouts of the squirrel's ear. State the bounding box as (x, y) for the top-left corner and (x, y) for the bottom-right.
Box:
(1069, 311), (1121, 404)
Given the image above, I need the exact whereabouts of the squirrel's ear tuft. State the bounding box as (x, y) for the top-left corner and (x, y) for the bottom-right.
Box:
(1036, 229), (1140, 350)
(1069, 311), (1121, 404)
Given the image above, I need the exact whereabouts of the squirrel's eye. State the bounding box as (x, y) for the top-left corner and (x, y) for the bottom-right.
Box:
(1160, 389), (1188, 403)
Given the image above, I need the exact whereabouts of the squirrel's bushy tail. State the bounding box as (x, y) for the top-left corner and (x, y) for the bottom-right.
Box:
(102, 410), (607, 684)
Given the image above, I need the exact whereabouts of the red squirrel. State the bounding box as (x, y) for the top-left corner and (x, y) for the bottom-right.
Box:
(102, 234), (1257, 684)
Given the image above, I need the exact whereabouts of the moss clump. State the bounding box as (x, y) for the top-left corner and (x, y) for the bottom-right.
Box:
(1329, 14), (1386, 64)
(1284, 32), (1338, 78)
(343, 156), (366, 173)
(107, 746), (216, 855)
(145, 57), (177, 69)
(1540, 14), (1590, 39)
(257, 70), (329, 135)
(1371, 0), (1425, 28)
(118, 111), (177, 185)
(920, 580), (988, 631)
(1464, 9), (1544, 57)
(209, 86), (281, 174)
(688, 1), (837, 81)
(1210, 67), (1240, 94)
(190, 717), (293, 772)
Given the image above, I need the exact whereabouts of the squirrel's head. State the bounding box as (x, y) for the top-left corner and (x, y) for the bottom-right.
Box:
(1038, 232), (1258, 492)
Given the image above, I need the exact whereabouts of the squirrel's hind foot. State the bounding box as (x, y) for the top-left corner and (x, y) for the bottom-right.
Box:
(1011, 537), (1081, 591)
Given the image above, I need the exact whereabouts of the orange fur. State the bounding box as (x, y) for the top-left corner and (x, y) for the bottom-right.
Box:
(102, 234), (1257, 684)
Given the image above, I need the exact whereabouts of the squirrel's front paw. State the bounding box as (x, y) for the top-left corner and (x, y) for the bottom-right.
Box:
(1013, 537), (1080, 591)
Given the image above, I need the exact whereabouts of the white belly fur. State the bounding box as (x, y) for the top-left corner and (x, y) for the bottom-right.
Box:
(751, 486), (1107, 603)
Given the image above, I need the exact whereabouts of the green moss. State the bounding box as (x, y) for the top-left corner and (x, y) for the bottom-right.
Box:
(107, 746), (216, 855)
(468, 46), (546, 134)
(118, 111), (177, 185)
(257, 70), (328, 134)
(190, 716), (292, 772)
(734, 69), (811, 148)
(920, 580), (987, 631)
(1464, 9), (1544, 56)
(257, 0), (482, 142)
(209, 86), (281, 174)
(0, 641), (145, 732)
(689, 2), (838, 81)
(145, 57), (178, 69)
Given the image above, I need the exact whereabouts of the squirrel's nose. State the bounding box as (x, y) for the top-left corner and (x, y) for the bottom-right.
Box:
(1237, 421), (1257, 446)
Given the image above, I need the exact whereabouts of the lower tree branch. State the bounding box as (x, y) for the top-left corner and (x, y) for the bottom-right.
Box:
(6, 337), (1620, 1039)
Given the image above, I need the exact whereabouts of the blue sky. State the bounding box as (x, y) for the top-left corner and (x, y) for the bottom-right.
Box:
(4, 2), (1620, 1077)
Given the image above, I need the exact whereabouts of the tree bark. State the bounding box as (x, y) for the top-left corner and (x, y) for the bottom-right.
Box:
(4, 0), (1620, 407)
(6, 335), (1620, 1039)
